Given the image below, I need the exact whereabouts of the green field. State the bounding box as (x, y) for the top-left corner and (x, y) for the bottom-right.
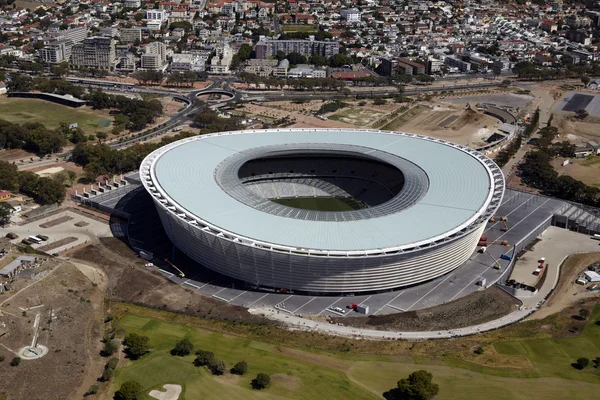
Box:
(328, 108), (386, 127)
(280, 24), (317, 33)
(271, 197), (363, 211)
(113, 306), (600, 400)
(0, 97), (113, 133)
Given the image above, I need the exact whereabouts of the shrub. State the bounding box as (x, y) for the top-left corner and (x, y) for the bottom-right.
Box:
(0, 354), (5, 362)
(194, 350), (215, 367)
(208, 359), (227, 375)
(115, 380), (143, 400)
(474, 347), (485, 355)
(10, 357), (21, 367)
(231, 361), (248, 375)
(579, 309), (590, 320)
(575, 357), (589, 370)
(251, 373), (271, 389)
(85, 385), (99, 396)
(101, 339), (117, 357)
(171, 338), (193, 356)
(100, 358), (119, 382)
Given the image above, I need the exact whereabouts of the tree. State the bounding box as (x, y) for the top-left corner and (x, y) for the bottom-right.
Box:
(237, 43), (252, 61)
(115, 380), (144, 400)
(96, 132), (108, 142)
(575, 109), (589, 120)
(231, 361), (248, 375)
(208, 359), (227, 375)
(581, 76), (590, 87)
(575, 357), (589, 370)
(0, 160), (19, 191)
(35, 177), (66, 204)
(10, 357), (21, 366)
(171, 338), (193, 356)
(194, 350), (215, 366)
(251, 373), (271, 389)
(123, 333), (150, 359)
(579, 308), (590, 320)
(100, 358), (119, 382)
(387, 370), (439, 400)
(51, 61), (70, 77)
(7, 75), (33, 92)
(286, 52), (307, 66)
(0, 203), (9, 225)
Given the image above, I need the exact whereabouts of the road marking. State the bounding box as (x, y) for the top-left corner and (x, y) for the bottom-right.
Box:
(183, 281), (200, 289)
(211, 287), (227, 296)
(211, 295), (229, 302)
(275, 294), (294, 308)
(246, 293), (270, 307)
(374, 291), (404, 315)
(292, 296), (317, 313)
(495, 198), (551, 241)
(228, 291), (247, 303)
(406, 273), (455, 311)
(318, 297), (343, 315)
(386, 304), (406, 312)
(485, 193), (534, 232)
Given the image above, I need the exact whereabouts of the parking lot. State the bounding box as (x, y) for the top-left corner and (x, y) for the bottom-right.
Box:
(112, 186), (572, 316)
(556, 91), (600, 116)
(3, 210), (111, 254)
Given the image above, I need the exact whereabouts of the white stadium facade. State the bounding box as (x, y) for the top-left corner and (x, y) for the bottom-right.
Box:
(140, 129), (505, 294)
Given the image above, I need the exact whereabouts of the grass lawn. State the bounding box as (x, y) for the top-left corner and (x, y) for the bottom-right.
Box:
(0, 97), (113, 133)
(271, 197), (363, 211)
(328, 108), (386, 127)
(280, 24), (316, 33)
(494, 305), (600, 383)
(113, 306), (600, 400)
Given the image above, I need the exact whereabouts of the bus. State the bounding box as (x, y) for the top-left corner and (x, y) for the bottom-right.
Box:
(28, 236), (42, 244)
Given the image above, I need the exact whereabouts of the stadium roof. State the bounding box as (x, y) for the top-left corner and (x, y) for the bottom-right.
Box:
(144, 129), (504, 252)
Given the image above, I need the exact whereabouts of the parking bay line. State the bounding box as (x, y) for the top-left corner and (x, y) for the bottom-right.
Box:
(344, 295), (372, 317)
(318, 297), (343, 315)
(292, 296), (317, 313)
(374, 291), (404, 315)
(246, 293), (270, 307)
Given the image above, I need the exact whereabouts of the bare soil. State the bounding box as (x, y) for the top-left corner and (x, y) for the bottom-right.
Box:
(39, 215), (73, 229)
(37, 237), (78, 252)
(329, 287), (520, 331)
(0, 260), (100, 400)
(71, 238), (272, 325)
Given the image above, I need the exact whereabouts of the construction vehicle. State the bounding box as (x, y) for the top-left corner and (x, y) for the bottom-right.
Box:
(489, 216), (508, 223)
(489, 240), (510, 246)
(163, 258), (185, 278)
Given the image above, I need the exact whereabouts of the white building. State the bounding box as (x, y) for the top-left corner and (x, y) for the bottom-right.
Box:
(119, 28), (142, 44)
(146, 9), (169, 21)
(141, 41), (167, 70)
(171, 53), (207, 72)
(123, 0), (141, 8)
(340, 8), (361, 23)
(40, 39), (73, 63)
(210, 42), (233, 74)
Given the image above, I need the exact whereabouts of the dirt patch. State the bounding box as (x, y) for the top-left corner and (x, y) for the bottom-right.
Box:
(551, 157), (600, 188)
(71, 238), (272, 325)
(329, 287), (520, 332)
(39, 215), (73, 228)
(37, 237), (77, 252)
(0, 261), (100, 400)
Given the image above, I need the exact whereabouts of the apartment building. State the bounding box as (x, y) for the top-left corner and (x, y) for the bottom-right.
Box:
(141, 41), (167, 70)
(340, 8), (361, 23)
(39, 39), (73, 63)
(70, 37), (116, 70)
(255, 37), (339, 59)
(119, 28), (142, 44)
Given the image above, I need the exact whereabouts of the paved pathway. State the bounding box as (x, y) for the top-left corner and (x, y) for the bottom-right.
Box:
(248, 306), (534, 340)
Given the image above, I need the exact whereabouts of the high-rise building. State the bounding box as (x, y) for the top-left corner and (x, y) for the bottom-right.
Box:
(255, 37), (339, 59)
(141, 41), (167, 70)
(70, 37), (116, 70)
(39, 39), (73, 64)
(46, 26), (88, 44)
(119, 28), (142, 44)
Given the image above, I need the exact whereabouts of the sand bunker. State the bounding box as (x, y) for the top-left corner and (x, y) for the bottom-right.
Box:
(149, 384), (182, 400)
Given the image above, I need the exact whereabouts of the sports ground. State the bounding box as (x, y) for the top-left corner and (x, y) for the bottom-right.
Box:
(0, 97), (113, 133)
(113, 305), (600, 400)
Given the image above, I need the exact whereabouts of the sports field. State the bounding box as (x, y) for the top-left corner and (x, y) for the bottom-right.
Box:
(113, 306), (600, 400)
(272, 197), (363, 211)
(0, 97), (113, 133)
(280, 24), (316, 33)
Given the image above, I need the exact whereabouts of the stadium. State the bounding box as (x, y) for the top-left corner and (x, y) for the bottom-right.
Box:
(140, 128), (505, 294)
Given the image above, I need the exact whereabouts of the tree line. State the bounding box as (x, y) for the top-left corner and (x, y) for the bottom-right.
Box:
(519, 125), (598, 206)
(86, 90), (163, 132)
(0, 161), (66, 205)
(495, 108), (539, 168)
(238, 73), (346, 91)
